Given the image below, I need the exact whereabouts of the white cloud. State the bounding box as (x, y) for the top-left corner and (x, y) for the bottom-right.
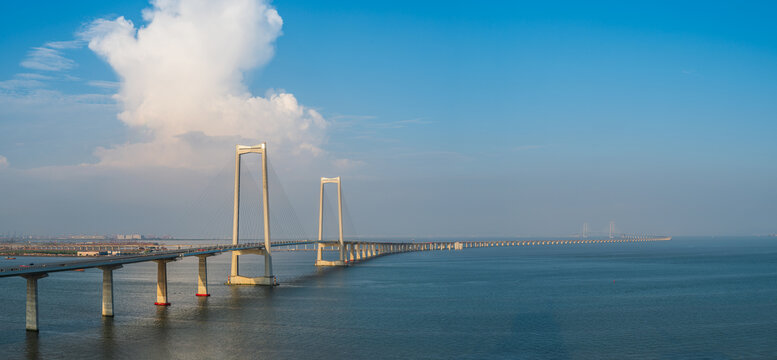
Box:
(87, 80), (120, 89)
(82, 0), (327, 169)
(21, 46), (77, 72)
(0, 79), (45, 90)
(16, 73), (54, 80)
(0, 155), (9, 169)
(44, 40), (83, 50)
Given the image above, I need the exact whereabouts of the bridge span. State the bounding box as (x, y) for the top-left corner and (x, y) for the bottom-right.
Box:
(0, 144), (671, 332)
(0, 236), (670, 331)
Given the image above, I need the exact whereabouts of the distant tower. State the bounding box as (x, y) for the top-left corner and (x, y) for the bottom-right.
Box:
(582, 222), (589, 239)
(609, 221), (615, 239)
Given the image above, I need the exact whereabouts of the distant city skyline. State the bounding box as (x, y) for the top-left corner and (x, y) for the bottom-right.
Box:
(1, 0), (776, 237)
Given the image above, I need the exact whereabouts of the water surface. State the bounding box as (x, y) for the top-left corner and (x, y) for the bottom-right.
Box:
(0, 236), (775, 359)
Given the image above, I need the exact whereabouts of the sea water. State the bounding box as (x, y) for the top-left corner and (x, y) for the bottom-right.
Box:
(0, 236), (775, 359)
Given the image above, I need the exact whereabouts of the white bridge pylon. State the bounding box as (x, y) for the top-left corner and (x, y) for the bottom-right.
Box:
(316, 176), (347, 266)
(227, 143), (277, 286)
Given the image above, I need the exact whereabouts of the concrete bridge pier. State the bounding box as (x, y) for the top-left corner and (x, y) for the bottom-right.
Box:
(154, 259), (174, 306)
(196, 255), (213, 296)
(23, 273), (47, 331)
(315, 243), (347, 267)
(229, 249), (278, 285)
(349, 244), (356, 262)
(98, 265), (122, 316)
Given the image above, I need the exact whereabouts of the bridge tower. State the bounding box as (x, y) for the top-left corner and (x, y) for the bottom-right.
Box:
(609, 221), (615, 239)
(316, 177), (347, 266)
(227, 143), (277, 285)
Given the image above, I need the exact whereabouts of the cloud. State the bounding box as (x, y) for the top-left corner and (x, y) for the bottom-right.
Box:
(87, 80), (120, 89)
(44, 40), (83, 50)
(21, 45), (78, 72)
(0, 79), (45, 90)
(0, 155), (9, 169)
(81, 0), (327, 169)
(16, 73), (54, 80)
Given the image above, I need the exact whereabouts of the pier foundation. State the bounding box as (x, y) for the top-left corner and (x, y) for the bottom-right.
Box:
(196, 255), (212, 296)
(154, 260), (174, 306)
(23, 273), (47, 331)
(98, 265), (122, 316)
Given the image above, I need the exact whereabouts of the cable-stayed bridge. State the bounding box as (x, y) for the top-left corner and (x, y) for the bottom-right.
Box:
(0, 143), (670, 332)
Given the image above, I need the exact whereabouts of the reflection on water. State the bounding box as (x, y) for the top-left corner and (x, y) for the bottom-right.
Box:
(2, 237), (777, 359)
(24, 331), (39, 360)
(100, 317), (115, 359)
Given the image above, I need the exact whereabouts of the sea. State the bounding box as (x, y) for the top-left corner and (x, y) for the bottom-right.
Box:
(0, 236), (775, 359)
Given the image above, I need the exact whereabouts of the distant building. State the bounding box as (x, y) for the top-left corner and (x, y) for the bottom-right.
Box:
(68, 235), (106, 240)
(117, 234), (142, 240)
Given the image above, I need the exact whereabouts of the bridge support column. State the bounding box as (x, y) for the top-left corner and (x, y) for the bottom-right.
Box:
(349, 243), (355, 262)
(227, 249), (277, 285)
(154, 260), (173, 306)
(196, 255), (212, 297)
(98, 265), (122, 317)
(23, 273), (47, 332)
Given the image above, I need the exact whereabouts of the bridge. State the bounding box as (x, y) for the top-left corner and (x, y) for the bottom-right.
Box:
(0, 143), (670, 332)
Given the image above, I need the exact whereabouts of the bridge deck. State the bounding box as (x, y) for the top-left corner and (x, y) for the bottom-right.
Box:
(0, 240), (319, 278)
(0, 237), (671, 279)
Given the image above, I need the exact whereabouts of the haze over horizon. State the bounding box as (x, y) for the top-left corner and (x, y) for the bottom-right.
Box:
(1, 0), (775, 238)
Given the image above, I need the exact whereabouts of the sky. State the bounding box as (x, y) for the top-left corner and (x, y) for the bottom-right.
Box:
(0, 0), (776, 238)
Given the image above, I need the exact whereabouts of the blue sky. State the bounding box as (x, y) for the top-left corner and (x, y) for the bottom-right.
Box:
(0, 0), (776, 237)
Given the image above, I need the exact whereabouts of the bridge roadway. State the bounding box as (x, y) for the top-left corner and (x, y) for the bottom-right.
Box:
(0, 240), (317, 278)
(0, 236), (670, 332)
